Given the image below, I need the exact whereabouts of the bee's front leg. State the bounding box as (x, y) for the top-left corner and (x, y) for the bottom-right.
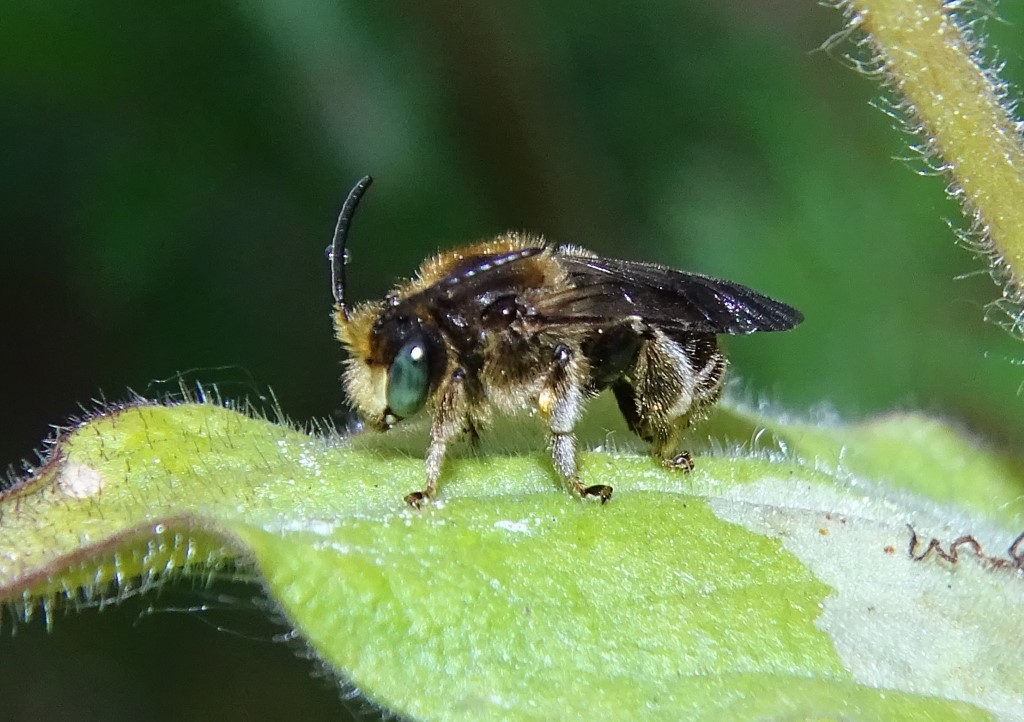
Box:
(539, 345), (610, 503)
(406, 367), (471, 508)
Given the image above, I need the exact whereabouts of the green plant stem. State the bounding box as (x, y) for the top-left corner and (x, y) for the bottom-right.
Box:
(845, 0), (1024, 320)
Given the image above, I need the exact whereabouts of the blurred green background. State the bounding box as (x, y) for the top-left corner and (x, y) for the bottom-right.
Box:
(3, 1), (1023, 720)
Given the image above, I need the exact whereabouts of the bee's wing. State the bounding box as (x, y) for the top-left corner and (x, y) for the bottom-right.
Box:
(531, 254), (803, 335)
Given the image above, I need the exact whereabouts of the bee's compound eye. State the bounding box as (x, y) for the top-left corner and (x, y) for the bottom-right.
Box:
(386, 338), (430, 418)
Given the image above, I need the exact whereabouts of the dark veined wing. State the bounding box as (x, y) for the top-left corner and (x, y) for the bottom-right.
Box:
(531, 253), (803, 335)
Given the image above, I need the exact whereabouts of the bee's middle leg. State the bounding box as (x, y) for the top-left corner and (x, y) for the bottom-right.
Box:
(540, 345), (610, 502)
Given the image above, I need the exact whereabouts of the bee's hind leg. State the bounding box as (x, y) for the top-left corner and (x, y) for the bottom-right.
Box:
(612, 378), (689, 471)
(612, 331), (726, 475)
(540, 345), (610, 502)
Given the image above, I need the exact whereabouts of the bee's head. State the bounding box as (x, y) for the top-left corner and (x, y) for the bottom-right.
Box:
(336, 304), (447, 430)
(328, 176), (447, 430)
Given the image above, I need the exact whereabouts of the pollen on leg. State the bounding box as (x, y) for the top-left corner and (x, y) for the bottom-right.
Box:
(538, 387), (555, 417)
(56, 462), (105, 499)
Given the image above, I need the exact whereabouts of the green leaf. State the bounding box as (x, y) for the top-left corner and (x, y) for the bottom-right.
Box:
(1, 399), (1021, 720)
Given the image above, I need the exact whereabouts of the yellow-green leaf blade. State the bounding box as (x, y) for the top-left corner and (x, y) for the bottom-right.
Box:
(1, 402), (1019, 720)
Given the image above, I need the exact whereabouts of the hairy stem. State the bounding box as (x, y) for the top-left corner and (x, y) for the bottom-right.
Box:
(839, 0), (1024, 333)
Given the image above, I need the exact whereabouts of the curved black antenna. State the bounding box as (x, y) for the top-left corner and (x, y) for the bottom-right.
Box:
(330, 175), (373, 321)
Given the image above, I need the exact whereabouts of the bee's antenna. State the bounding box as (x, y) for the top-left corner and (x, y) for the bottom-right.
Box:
(330, 175), (373, 321)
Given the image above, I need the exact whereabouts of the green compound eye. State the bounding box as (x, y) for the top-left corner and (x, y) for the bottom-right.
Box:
(386, 339), (430, 419)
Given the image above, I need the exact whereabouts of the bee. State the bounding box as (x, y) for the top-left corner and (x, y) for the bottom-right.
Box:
(330, 176), (803, 507)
